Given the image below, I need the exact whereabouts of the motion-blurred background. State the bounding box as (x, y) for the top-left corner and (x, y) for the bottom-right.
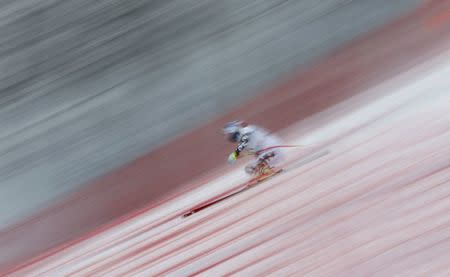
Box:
(0, 0), (420, 228)
(0, 0), (435, 273)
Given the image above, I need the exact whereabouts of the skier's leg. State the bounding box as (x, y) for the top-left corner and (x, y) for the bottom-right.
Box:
(245, 159), (258, 175)
(266, 148), (284, 168)
(257, 148), (284, 174)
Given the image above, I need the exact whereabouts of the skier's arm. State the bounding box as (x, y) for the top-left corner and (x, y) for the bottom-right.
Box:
(227, 134), (249, 164)
(235, 134), (249, 156)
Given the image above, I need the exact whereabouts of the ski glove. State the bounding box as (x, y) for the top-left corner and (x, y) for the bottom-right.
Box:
(227, 151), (238, 164)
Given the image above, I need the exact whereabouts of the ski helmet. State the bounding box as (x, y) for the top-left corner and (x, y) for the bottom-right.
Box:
(223, 120), (244, 142)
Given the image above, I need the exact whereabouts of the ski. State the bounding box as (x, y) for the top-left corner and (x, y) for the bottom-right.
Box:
(182, 169), (282, 218)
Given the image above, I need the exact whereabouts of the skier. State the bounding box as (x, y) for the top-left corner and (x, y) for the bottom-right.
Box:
(223, 120), (284, 176)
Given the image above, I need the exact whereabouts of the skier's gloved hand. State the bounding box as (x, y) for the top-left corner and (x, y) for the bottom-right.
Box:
(227, 151), (238, 164)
